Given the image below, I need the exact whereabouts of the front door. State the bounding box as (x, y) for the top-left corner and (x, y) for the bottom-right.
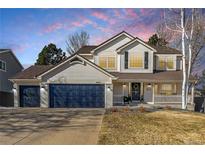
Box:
(131, 83), (141, 101)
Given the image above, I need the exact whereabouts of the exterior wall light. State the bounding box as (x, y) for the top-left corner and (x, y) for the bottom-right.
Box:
(147, 83), (152, 88)
(107, 86), (112, 91)
(12, 87), (17, 92)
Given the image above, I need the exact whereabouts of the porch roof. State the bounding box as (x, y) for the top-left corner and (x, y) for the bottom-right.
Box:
(110, 71), (196, 83)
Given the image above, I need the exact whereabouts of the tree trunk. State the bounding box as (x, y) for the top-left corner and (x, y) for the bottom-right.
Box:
(181, 8), (187, 109)
(186, 9), (195, 107)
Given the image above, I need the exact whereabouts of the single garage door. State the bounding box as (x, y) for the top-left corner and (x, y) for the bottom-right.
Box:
(49, 84), (105, 108)
(19, 86), (40, 107)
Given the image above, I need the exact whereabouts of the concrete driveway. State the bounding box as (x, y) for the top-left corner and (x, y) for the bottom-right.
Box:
(0, 108), (104, 145)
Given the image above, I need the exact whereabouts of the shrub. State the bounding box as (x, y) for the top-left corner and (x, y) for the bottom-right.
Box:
(164, 105), (172, 110)
(111, 107), (118, 113)
(123, 106), (130, 112)
(139, 106), (146, 112)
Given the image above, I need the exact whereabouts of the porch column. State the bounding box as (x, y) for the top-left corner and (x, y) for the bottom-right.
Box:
(40, 83), (49, 108)
(140, 82), (144, 97)
(152, 83), (155, 104)
(13, 83), (19, 107)
(191, 84), (195, 105)
(128, 82), (131, 96)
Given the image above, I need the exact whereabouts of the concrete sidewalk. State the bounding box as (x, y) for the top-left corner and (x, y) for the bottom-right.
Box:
(0, 108), (104, 145)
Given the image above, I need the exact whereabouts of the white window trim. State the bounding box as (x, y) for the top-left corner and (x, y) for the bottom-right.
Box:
(98, 55), (117, 70)
(160, 83), (177, 95)
(128, 52), (144, 69)
(0, 60), (6, 72)
(158, 56), (176, 71)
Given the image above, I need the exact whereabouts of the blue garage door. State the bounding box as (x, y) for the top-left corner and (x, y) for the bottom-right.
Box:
(19, 86), (40, 107)
(49, 84), (105, 108)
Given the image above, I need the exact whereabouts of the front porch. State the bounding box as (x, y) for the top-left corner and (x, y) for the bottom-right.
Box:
(113, 81), (195, 106)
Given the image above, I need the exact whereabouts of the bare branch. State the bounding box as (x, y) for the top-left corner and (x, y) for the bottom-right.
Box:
(66, 31), (90, 55)
(163, 10), (182, 33)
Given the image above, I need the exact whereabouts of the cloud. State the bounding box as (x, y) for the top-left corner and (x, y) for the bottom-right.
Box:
(71, 17), (94, 27)
(113, 9), (121, 18)
(91, 11), (109, 21)
(140, 9), (154, 16)
(124, 8), (138, 18)
(42, 22), (63, 33)
(0, 42), (29, 53)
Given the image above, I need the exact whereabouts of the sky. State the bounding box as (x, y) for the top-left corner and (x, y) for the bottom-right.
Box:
(0, 8), (164, 67)
(0, 8), (204, 71)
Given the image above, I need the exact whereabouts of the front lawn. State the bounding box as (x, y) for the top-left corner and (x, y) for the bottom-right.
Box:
(98, 108), (205, 144)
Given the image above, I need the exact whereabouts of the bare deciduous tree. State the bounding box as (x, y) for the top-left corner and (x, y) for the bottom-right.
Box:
(156, 22), (174, 45)
(163, 8), (205, 109)
(66, 31), (90, 55)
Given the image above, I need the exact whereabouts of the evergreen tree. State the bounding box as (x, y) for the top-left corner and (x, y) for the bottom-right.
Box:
(35, 43), (66, 65)
(148, 34), (168, 46)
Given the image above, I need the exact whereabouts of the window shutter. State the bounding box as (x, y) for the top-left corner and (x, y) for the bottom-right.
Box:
(125, 51), (128, 69)
(144, 52), (149, 69)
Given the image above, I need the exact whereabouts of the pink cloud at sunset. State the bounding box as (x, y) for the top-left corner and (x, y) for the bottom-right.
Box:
(91, 11), (109, 21)
(42, 22), (63, 33)
(124, 8), (139, 18)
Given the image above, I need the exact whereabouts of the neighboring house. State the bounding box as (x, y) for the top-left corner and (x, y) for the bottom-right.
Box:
(10, 31), (196, 108)
(0, 49), (23, 106)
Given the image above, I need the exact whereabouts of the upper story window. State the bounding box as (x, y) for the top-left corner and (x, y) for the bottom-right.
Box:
(0, 60), (6, 71)
(159, 56), (174, 70)
(129, 53), (143, 68)
(99, 56), (116, 70)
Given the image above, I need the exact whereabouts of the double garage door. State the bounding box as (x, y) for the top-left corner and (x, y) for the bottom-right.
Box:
(19, 84), (105, 108)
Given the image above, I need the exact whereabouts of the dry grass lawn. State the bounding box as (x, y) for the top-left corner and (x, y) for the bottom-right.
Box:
(98, 108), (205, 144)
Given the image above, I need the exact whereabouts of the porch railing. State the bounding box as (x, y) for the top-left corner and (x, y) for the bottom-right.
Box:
(154, 95), (192, 103)
(113, 95), (123, 104)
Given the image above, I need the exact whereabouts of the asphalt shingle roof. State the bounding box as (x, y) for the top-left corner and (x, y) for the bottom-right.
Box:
(76, 45), (97, 54)
(11, 65), (53, 79)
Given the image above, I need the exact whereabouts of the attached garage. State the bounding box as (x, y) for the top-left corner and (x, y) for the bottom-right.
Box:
(49, 84), (105, 108)
(19, 85), (40, 107)
(11, 54), (115, 108)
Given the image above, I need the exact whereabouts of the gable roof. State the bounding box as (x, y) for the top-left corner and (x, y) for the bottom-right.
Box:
(91, 31), (135, 53)
(116, 37), (182, 55)
(116, 37), (157, 52)
(38, 54), (117, 79)
(76, 45), (97, 54)
(11, 54), (117, 80)
(0, 49), (24, 69)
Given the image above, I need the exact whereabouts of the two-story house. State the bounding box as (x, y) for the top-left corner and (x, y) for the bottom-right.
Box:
(10, 31), (195, 108)
(0, 49), (23, 106)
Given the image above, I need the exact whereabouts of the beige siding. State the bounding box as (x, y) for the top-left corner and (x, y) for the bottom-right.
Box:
(113, 82), (129, 104)
(120, 42), (154, 73)
(94, 35), (132, 72)
(44, 63), (112, 84)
